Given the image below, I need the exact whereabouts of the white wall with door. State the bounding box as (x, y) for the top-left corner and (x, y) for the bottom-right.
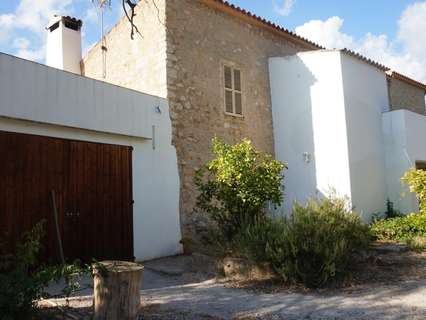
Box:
(0, 53), (182, 261)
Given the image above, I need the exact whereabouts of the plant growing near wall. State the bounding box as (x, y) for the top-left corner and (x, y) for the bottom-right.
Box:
(402, 168), (426, 214)
(195, 138), (286, 241)
(0, 222), (94, 319)
(266, 195), (371, 288)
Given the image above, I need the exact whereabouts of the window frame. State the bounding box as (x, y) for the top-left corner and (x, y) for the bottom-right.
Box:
(222, 63), (244, 117)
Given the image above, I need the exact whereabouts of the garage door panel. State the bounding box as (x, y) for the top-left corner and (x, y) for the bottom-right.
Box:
(0, 131), (133, 263)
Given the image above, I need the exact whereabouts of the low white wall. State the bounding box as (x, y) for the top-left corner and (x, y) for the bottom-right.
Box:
(0, 53), (182, 261)
(269, 51), (351, 214)
(383, 109), (426, 213)
(0, 53), (152, 139)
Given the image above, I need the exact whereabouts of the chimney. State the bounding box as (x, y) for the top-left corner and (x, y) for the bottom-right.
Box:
(46, 15), (83, 74)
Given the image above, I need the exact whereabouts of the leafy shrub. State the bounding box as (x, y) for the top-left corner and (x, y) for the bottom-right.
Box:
(0, 222), (92, 319)
(229, 216), (276, 263)
(195, 138), (286, 241)
(265, 196), (371, 288)
(225, 195), (371, 288)
(406, 236), (426, 252)
(0, 221), (50, 319)
(266, 196), (370, 287)
(370, 212), (426, 241)
(402, 168), (426, 214)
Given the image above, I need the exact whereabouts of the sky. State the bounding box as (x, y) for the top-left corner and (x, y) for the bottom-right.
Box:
(0, 0), (425, 83)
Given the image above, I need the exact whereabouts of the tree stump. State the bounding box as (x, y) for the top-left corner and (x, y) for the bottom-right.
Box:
(93, 261), (144, 320)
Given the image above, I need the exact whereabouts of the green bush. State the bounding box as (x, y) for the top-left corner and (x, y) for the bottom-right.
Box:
(370, 212), (426, 241)
(265, 196), (371, 288)
(402, 168), (426, 214)
(0, 222), (92, 320)
(370, 168), (426, 246)
(0, 221), (51, 319)
(195, 138), (286, 241)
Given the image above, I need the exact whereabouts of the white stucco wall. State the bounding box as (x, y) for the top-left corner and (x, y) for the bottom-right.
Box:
(0, 53), (182, 261)
(269, 51), (352, 214)
(340, 54), (388, 219)
(270, 50), (389, 219)
(383, 109), (426, 213)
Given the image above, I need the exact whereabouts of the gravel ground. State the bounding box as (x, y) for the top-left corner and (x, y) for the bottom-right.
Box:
(40, 251), (426, 319)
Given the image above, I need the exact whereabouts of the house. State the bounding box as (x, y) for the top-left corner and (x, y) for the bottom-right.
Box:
(82, 0), (426, 243)
(0, 1), (425, 261)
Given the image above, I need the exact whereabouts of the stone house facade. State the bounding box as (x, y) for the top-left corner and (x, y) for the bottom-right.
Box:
(82, 0), (426, 246)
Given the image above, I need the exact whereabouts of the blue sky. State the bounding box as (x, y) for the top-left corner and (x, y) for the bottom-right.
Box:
(0, 0), (425, 82)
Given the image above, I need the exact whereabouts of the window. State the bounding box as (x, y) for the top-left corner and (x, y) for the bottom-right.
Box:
(224, 65), (243, 116)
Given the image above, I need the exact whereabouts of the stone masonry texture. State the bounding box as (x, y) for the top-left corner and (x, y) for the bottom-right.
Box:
(388, 78), (426, 115)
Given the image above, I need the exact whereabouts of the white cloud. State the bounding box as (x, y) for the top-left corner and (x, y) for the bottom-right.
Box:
(294, 3), (426, 83)
(0, 14), (15, 28)
(14, 0), (73, 35)
(274, 0), (296, 17)
(12, 37), (45, 61)
(295, 16), (353, 49)
(85, 6), (99, 24)
(0, 0), (75, 62)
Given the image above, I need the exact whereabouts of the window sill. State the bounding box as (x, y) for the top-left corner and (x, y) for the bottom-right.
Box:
(224, 112), (244, 119)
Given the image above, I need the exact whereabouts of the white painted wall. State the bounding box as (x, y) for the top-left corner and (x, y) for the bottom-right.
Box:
(270, 50), (389, 219)
(46, 16), (82, 74)
(383, 109), (426, 214)
(0, 53), (182, 261)
(0, 53), (152, 139)
(340, 54), (389, 219)
(269, 51), (352, 214)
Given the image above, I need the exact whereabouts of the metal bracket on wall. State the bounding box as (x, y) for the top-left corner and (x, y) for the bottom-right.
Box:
(152, 125), (156, 150)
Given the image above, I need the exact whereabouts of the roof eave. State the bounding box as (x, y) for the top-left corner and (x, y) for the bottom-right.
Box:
(200, 0), (323, 51)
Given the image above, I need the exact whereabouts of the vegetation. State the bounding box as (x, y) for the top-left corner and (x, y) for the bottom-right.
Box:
(266, 196), (370, 288)
(0, 221), (93, 320)
(370, 169), (426, 250)
(370, 213), (426, 241)
(402, 168), (426, 214)
(195, 137), (286, 241)
(197, 138), (371, 288)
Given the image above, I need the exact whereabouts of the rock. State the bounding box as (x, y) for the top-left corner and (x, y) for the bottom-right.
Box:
(222, 257), (275, 281)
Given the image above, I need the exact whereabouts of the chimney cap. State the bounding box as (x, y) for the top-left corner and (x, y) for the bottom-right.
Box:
(46, 15), (83, 30)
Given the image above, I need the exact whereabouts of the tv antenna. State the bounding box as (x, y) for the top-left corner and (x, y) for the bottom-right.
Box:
(92, 0), (111, 79)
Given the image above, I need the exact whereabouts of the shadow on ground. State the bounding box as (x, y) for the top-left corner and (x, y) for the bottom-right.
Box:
(42, 252), (426, 319)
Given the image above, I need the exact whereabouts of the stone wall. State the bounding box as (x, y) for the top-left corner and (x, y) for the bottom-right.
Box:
(388, 78), (425, 115)
(82, 0), (168, 98)
(164, 0), (309, 245)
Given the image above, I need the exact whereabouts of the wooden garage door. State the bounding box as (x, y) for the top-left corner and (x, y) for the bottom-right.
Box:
(0, 131), (133, 263)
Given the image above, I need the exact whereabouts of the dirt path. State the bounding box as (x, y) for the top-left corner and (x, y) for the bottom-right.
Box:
(42, 252), (426, 319)
(141, 277), (426, 319)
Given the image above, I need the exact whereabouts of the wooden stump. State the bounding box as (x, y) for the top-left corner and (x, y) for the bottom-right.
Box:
(93, 261), (144, 320)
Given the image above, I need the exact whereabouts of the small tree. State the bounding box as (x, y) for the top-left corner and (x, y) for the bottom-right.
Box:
(402, 168), (426, 214)
(195, 138), (286, 240)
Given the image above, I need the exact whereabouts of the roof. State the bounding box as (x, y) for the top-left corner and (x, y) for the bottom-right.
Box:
(46, 15), (83, 29)
(202, 0), (426, 92)
(201, 0), (323, 50)
(386, 71), (426, 91)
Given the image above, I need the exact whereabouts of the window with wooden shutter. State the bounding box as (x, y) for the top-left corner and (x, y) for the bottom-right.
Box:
(223, 65), (243, 116)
